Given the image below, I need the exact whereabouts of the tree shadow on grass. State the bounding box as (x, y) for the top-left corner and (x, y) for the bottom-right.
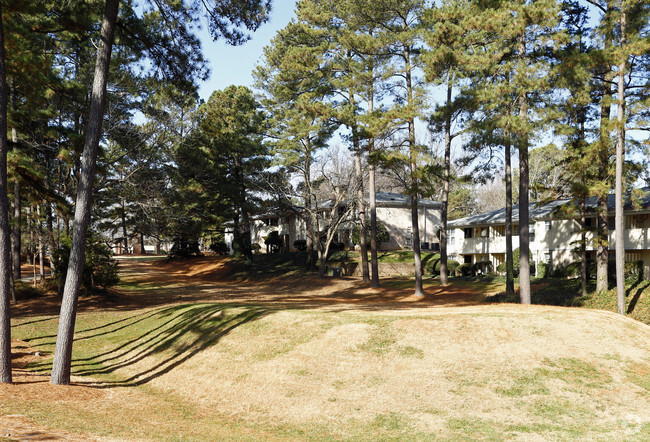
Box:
(23, 303), (270, 388)
(626, 280), (650, 315)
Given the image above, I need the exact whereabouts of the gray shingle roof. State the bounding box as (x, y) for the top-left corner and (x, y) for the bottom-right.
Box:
(448, 187), (650, 228)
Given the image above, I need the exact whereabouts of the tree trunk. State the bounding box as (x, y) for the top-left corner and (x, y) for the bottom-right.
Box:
(121, 200), (128, 254)
(37, 205), (44, 281)
(11, 178), (19, 282)
(596, 4), (613, 295)
(440, 81), (452, 286)
(51, 0), (119, 385)
(596, 195), (609, 293)
(517, 34), (530, 305)
(368, 90), (379, 288)
(404, 46), (423, 297)
(353, 127), (369, 282)
(0, 6), (13, 383)
(369, 164), (379, 287)
(139, 232), (146, 255)
(505, 128), (514, 297)
(580, 197), (587, 298)
(614, 9), (626, 315)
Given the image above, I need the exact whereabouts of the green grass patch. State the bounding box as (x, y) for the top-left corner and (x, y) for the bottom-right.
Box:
(446, 417), (503, 439)
(485, 277), (650, 325)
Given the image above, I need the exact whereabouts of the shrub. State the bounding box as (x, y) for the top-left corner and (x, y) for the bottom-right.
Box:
(53, 233), (119, 293)
(168, 236), (202, 259)
(293, 239), (307, 251)
(209, 241), (229, 255)
(537, 262), (550, 278)
(424, 254), (440, 275)
(625, 260), (644, 283)
(458, 263), (473, 277)
(251, 243), (261, 253)
(264, 231), (282, 253)
(328, 250), (349, 262)
(473, 260), (493, 275)
(448, 259), (460, 275)
(351, 221), (390, 245)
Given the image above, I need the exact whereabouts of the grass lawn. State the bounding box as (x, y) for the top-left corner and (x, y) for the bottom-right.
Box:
(2, 257), (649, 440)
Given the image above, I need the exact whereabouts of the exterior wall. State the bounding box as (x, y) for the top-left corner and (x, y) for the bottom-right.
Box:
(376, 206), (440, 250)
(448, 213), (650, 276)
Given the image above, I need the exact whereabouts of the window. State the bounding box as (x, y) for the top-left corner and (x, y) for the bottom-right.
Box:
(513, 224), (520, 236)
(464, 227), (473, 239)
(464, 255), (472, 264)
(545, 220), (552, 231)
(447, 229), (455, 246)
(585, 217), (593, 227)
(479, 227), (489, 238)
(544, 251), (551, 263)
(529, 223), (535, 242)
(608, 216), (615, 230)
(406, 227), (412, 246)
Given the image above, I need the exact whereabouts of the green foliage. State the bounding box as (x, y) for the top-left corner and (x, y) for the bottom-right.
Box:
(537, 263), (550, 279)
(209, 241), (229, 255)
(264, 231), (283, 253)
(53, 233), (119, 292)
(351, 221), (390, 246)
(168, 236), (202, 260)
(458, 263), (473, 277)
(473, 261), (493, 275)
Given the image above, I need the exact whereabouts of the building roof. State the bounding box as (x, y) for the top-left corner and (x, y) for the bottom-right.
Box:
(448, 187), (650, 228)
(374, 192), (442, 208)
(318, 191), (441, 210)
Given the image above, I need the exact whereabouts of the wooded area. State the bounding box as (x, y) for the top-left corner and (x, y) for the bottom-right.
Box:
(0, 0), (647, 386)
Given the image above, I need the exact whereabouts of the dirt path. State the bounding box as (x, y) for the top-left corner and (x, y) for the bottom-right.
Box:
(109, 256), (489, 310)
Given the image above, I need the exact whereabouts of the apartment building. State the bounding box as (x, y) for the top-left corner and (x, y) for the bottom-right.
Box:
(447, 189), (650, 279)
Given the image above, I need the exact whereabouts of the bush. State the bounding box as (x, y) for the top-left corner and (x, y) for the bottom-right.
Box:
(625, 260), (644, 283)
(458, 263), (473, 277)
(448, 260), (460, 275)
(537, 262), (550, 278)
(293, 239), (307, 251)
(53, 233), (119, 293)
(473, 260), (493, 275)
(264, 231), (282, 253)
(328, 250), (349, 262)
(251, 243), (261, 253)
(351, 221), (390, 245)
(209, 241), (229, 255)
(168, 236), (202, 259)
(424, 254), (440, 275)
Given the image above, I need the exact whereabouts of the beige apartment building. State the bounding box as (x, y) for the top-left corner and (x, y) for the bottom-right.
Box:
(241, 192), (442, 253)
(447, 189), (650, 279)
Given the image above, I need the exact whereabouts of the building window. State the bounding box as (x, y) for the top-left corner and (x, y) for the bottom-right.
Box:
(544, 251), (551, 263)
(447, 229), (455, 246)
(479, 227), (489, 238)
(545, 220), (552, 230)
(406, 227), (412, 246)
(529, 223), (535, 243)
(464, 255), (472, 264)
(513, 224), (520, 236)
(464, 227), (473, 239)
(608, 216), (615, 230)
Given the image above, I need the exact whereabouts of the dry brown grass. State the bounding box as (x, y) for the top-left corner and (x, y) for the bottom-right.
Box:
(2, 257), (649, 440)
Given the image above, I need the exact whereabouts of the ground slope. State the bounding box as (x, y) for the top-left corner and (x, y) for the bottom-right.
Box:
(2, 257), (649, 440)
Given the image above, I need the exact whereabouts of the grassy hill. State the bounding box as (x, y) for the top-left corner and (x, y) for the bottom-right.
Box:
(7, 301), (650, 440)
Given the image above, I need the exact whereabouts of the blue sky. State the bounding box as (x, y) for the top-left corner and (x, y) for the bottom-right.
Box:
(197, 2), (297, 101)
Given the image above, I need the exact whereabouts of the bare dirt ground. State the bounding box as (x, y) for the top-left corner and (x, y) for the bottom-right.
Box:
(3, 257), (649, 440)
